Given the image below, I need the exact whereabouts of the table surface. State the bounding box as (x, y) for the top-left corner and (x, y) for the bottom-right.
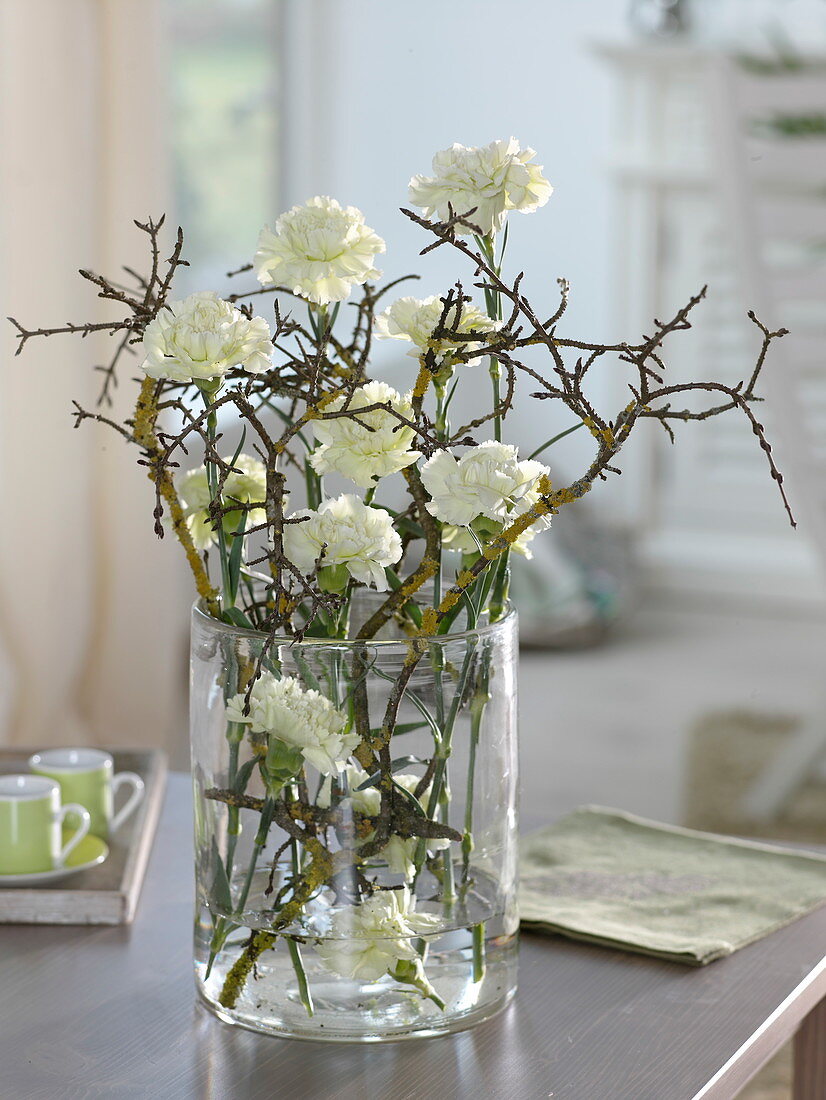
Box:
(1, 774), (825, 1100)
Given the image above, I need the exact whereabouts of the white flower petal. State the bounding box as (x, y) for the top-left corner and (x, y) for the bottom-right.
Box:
(374, 295), (499, 367)
(409, 138), (552, 237)
(255, 196), (385, 305)
(310, 380), (418, 487)
(140, 291), (272, 383)
(315, 887), (442, 980)
(421, 441), (551, 533)
(283, 494), (402, 591)
(175, 453), (267, 550)
(226, 674), (351, 776)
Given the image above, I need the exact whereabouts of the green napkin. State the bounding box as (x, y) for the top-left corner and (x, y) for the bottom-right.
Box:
(519, 806), (826, 965)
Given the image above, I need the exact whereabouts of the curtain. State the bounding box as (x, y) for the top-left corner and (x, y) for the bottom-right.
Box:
(0, 1), (190, 762)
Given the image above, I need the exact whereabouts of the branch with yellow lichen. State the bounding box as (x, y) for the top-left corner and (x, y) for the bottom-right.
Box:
(10, 203), (797, 1028)
(132, 378), (221, 617)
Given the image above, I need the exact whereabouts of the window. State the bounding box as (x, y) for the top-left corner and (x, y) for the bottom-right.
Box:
(166, 0), (280, 293)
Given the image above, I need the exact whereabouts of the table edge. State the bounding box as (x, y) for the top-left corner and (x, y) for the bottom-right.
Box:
(692, 956), (826, 1099)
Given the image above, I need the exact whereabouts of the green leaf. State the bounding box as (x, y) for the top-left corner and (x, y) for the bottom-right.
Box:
(393, 516), (426, 540)
(209, 838), (233, 913)
(291, 652), (321, 692)
(436, 602), (465, 636)
(368, 721), (426, 737)
(390, 754), (426, 770)
(257, 395), (313, 451)
(391, 778), (427, 815)
(225, 509), (247, 606)
(371, 665), (441, 738)
(221, 606), (256, 631)
(354, 756), (427, 792)
(228, 427), (248, 470)
(233, 756), (258, 794)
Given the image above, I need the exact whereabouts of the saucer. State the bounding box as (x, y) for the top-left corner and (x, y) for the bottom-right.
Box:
(0, 832), (109, 886)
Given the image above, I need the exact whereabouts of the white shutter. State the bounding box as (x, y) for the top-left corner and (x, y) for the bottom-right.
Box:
(598, 44), (826, 606)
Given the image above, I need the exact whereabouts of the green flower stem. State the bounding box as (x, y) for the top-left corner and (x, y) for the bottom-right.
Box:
(462, 664), (491, 885)
(206, 919), (230, 978)
(391, 959), (446, 1011)
(287, 811), (314, 1017)
(431, 548), (445, 727)
(305, 462), (322, 511)
(479, 232), (504, 442)
(412, 626), (479, 883)
(207, 689), (246, 976)
(430, 548), (454, 905)
(488, 550), (510, 624)
(471, 922), (486, 982)
(235, 797), (276, 916)
(200, 392), (233, 610)
(434, 379), (449, 440)
(303, 301), (334, 512)
(490, 362), (502, 443)
(222, 638), (244, 873)
(460, 663), (491, 984)
(225, 738), (241, 871)
(287, 937), (314, 1017)
(462, 716), (481, 883)
(440, 785), (456, 911)
(458, 586), (501, 978)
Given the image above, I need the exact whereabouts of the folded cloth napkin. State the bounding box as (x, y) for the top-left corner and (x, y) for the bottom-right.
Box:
(519, 806), (826, 965)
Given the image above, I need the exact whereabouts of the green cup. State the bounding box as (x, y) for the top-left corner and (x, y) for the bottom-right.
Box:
(0, 774), (91, 875)
(29, 749), (144, 840)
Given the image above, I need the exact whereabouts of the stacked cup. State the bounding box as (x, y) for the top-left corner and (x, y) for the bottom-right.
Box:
(28, 749), (144, 841)
(0, 775), (90, 875)
(0, 750), (145, 878)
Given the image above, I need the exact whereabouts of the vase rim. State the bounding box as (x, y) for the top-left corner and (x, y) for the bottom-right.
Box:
(191, 597), (517, 648)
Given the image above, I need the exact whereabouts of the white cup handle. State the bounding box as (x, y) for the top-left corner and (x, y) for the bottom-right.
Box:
(58, 804), (91, 866)
(110, 772), (145, 835)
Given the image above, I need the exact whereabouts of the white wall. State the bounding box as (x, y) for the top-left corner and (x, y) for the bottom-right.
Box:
(276, 0), (826, 564)
(280, 0), (629, 507)
(694, 0), (826, 49)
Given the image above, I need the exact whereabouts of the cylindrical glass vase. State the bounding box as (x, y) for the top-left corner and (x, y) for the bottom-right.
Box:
(190, 594), (519, 1041)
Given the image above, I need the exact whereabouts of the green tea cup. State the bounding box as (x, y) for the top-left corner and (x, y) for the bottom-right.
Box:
(0, 774), (91, 875)
(29, 749), (144, 840)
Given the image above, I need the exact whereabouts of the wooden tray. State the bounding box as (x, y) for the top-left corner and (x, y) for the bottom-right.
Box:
(0, 748), (167, 925)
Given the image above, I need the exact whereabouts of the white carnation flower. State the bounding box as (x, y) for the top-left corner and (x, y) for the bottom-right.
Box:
(310, 380), (418, 487)
(315, 886), (441, 981)
(409, 138), (553, 237)
(282, 494), (402, 591)
(177, 454), (268, 551)
(421, 441), (550, 531)
(226, 673), (356, 776)
(374, 295), (499, 368)
(383, 833), (450, 881)
(316, 763), (381, 816)
(316, 766), (449, 880)
(140, 291), (272, 383)
(254, 196), (385, 305)
(441, 480), (552, 559)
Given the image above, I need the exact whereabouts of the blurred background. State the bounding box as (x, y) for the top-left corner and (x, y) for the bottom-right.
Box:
(2, 0), (826, 974)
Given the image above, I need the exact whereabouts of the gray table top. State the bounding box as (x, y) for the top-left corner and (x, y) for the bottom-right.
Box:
(1, 774), (824, 1100)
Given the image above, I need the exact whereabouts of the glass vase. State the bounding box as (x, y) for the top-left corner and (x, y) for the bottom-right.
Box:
(190, 592), (519, 1041)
